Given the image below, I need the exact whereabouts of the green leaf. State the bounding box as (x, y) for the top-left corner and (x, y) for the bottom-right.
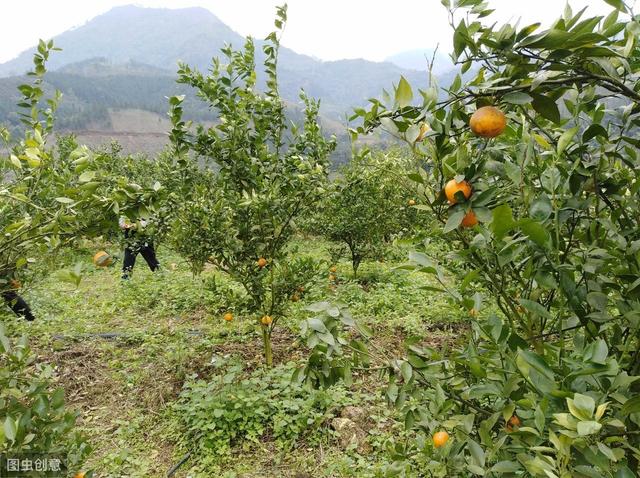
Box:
(490, 204), (515, 240)
(577, 420), (602, 436)
(518, 350), (555, 381)
(602, 0), (626, 11)
(557, 126), (579, 155)
(519, 219), (550, 248)
(490, 461), (521, 472)
(444, 209), (465, 233)
(519, 299), (552, 319)
(3, 416), (16, 442)
(395, 76), (413, 108)
(587, 291), (608, 311)
(530, 196), (553, 221)
(532, 95), (561, 124)
(621, 396), (640, 416)
(502, 92), (533, 105)
(569, 393), (595, 420)
(582, 124), (608, 142)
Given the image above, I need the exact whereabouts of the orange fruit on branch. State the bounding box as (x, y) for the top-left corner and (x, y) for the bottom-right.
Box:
(470, 106), (507, 138)
(433, 431), (449, 448)
(329, 265), (337, 273)
(444, 179), (472, 204)
(223, 312), (233, 322)
(508, 415), (521, 428)
(408, 199), (416, 206)
(461, 210), (478, 228)
(93, 250), (113, 267)
(261, 315), (273, 326)
(257, 257), (267, 268)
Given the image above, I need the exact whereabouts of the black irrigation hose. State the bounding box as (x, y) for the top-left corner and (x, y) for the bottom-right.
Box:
(166, 452), (191, 477)
(51, 330), (205, 340)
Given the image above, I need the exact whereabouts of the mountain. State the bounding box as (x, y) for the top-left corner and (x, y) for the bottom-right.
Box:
(0, 5), (435, 162)
(385, 48), (453, 75)
(0, 5), (429, 117)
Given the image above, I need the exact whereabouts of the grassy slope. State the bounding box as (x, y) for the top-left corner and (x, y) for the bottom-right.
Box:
(4, 237), (468, 477)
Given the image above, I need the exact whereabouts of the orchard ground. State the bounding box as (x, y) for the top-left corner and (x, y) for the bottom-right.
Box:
(4, 236), (470, 477)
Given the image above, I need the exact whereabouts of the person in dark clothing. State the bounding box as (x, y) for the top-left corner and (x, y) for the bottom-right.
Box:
(120, 216), (160, 279)
(2, 290), (35, 321)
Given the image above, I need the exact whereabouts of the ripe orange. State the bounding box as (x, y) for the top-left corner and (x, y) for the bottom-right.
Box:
(329, 266), (337, 273)
(73, 473), (86, 478)
(93, 250), (113, 267)
(261, 315), (273, 326)
(223, 312), (233, 322)
(408, 199), (416, 206)
(257, 257), (267, 268)
(9, 279), (21, 290)
(470, 106), (507, 138)
(444, 179), (472, 204)
(416, 122), (430, 142)
(461, 210), (478, 228)
(508, 415), (521, 428)
(433, 431), (449, 448)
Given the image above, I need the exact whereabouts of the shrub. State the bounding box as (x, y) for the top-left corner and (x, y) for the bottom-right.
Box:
(172, 362), (352, 465)
(0, 323), (91, 471)
(316, 150), (416, 277)
(304, 0), (640, 475)
(167, 6), (335, 366)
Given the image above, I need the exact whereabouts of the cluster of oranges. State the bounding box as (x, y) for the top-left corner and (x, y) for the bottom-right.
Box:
(442, 106), (507, 229)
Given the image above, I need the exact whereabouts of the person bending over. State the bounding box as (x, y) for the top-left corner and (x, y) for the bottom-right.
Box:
(1, 279), (35, 321)
(120, 216), (160, 280)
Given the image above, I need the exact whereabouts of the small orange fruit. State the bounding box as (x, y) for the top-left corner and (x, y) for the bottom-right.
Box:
(444, 179), (472, 204)
(257, 257), (267, 268)
(93, 250), (113, 267)
(461, 210), (478, 228)
(408, 199), (416, 206)
(416, 122), (430, 142)
(73, 473), (86, 478)
(433, 431), (449, 448)
(329, 266), (337, 273)
(470, 106), (507, 138)
(9, 279), (21, 290)
(329, 274), (337, 282)
(261, 315), (273, 326)
(223, 312), (233, 322)
(508, 415), (521, 428)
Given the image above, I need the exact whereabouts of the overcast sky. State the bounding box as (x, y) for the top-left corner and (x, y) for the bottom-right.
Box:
(0, 1), (616, 64)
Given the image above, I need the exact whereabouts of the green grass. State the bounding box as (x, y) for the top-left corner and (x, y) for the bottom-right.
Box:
(2, 236), (468, 477)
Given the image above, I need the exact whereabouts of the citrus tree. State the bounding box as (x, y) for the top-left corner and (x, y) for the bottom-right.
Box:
(302, 1), (640, 475)
(0, 43), (140, 475)
(0, 41), (114, 298)
(168, 5), (335, 366)
(315, 150), (417, 277)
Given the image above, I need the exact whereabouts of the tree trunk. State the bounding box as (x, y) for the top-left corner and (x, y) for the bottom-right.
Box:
(262, 326), (273, 367)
